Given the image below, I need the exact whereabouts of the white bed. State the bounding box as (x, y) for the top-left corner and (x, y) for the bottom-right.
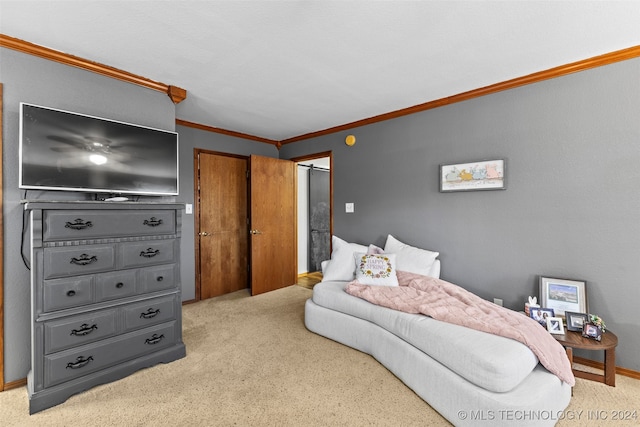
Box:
(304, 235), (572, 426)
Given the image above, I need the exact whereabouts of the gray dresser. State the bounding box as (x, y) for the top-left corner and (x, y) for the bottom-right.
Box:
(24, 201), (186, 414)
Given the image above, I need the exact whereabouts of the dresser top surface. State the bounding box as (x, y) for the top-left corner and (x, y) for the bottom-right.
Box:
(23, 201), (185, 211)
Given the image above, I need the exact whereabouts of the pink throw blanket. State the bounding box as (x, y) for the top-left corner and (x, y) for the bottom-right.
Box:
(346, 271), (575, 386)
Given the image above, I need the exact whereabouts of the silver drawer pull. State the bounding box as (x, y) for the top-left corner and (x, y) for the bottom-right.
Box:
(66, 356), (94, 369)
(116, 282), (124, 288)
(70, 254), (98, 266)
(66, 290), (76, 297)
(65, 218), (93, 230)
(140, 308), (160, 319)
(143, 217), (163, 227)
(70, 323), (98, 336)
(140, 248), (160, 258)
(145, 334), (165, 345)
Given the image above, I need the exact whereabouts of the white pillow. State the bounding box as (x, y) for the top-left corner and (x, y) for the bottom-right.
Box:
(322, 236), (368, 281)
(354, 253), (399, 286)
(320, 260), (330, 276)
(428, 259), (441, 279)
(384, 235), (439, 277)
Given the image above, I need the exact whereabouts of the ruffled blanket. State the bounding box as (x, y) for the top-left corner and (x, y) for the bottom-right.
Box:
(346, 271), (575, 386)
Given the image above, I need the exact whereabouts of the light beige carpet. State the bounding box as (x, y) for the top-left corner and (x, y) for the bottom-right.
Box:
(1, 285), (638, 426)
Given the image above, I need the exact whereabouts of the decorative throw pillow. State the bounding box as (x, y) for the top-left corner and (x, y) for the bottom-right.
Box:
(322, 236), (368, 281)
(354, 253), (399, 286)
(384, 234), (439, 276)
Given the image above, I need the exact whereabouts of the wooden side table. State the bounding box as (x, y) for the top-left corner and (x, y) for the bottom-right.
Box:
(553, 329), (618, 386)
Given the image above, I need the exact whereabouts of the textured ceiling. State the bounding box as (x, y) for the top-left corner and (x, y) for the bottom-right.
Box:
(2, 1), (640, 141)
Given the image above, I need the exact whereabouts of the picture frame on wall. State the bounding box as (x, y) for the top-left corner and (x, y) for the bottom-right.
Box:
(439, 159), (506, 192)
(539, 276), (588, 318)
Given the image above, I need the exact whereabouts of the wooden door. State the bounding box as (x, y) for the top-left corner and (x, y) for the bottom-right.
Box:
(198, 153), (248, 299)
(249, 155), (296, 295)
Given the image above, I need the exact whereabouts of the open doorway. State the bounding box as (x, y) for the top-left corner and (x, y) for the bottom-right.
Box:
(292, 152), (332, 286)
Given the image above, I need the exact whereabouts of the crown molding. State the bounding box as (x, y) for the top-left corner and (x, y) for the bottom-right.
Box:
(0, 34), (187, 104)
(175, 119), (279, 146)
(4, 33), (638, 145)
(280, 45), (640, 145)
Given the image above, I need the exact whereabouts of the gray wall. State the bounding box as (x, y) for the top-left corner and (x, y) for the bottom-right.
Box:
(175, 124), (277, 301)
(1, 48), (177, 382)
(2, 45), (639, 382)
(281, 57), (640, 371)
(0, 47), (276, 382)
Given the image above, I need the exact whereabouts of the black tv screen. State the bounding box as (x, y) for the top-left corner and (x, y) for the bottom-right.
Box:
(19, 103), (179, 196)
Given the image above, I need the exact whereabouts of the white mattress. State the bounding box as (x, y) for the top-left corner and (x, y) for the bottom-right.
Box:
(305, 297), (571, 427)
(311, 280), (539, 393)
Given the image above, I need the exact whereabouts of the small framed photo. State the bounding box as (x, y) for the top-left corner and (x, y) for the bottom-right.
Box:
(539, 276), (588, 317)
(565, 311), (589, 332)
(546, 317), (565, 335)
(582, 322), (602, 341)
(529, 307), (555, 327)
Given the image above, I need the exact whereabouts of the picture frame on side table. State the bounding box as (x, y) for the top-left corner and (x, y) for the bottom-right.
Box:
(439, 159), (506, 192)
(582, 322), (603, 341)
(539, 276), (587, 318)
(565, 311), (589, 332)
(529, 307), (555, 327)
(546, 317), (565, 335)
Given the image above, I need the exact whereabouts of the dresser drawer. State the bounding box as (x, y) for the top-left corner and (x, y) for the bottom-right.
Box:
(122, 295), (178, 332)
(43, 210), (176, 241)
(138, 264), (177, 293)
(119, 239), (177, 269)
(44, 322), (177, 388)
(94, 270), (137, 302)
(43, 276), (93, 312)
(44, 309), (117, 354)
(44, 244), (116, 279)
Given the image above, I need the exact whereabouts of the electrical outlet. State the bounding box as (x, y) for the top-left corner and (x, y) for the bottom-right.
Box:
(493, 298), (503, 306)
(345, 203), (354, 213)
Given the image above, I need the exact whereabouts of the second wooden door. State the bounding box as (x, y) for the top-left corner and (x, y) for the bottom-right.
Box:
(249, 155), (296, 295)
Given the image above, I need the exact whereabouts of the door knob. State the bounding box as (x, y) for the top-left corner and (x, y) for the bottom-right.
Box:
(249, 229), (263, 235)
(198, 231), (210, 236)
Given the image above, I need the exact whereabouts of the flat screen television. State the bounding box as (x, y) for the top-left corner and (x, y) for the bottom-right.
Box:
(19, 103), (179, 196)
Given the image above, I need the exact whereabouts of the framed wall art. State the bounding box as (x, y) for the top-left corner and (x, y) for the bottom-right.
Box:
(439, 159), (506, 192)
(539, 276), (588, 318)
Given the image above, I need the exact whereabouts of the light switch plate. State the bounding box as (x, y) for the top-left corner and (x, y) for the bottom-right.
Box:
(185, 203), (193, 214)
(345, 203), (354, 213)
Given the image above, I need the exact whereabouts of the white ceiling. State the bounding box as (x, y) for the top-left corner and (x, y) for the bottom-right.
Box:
(2, 1), (640, 141)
